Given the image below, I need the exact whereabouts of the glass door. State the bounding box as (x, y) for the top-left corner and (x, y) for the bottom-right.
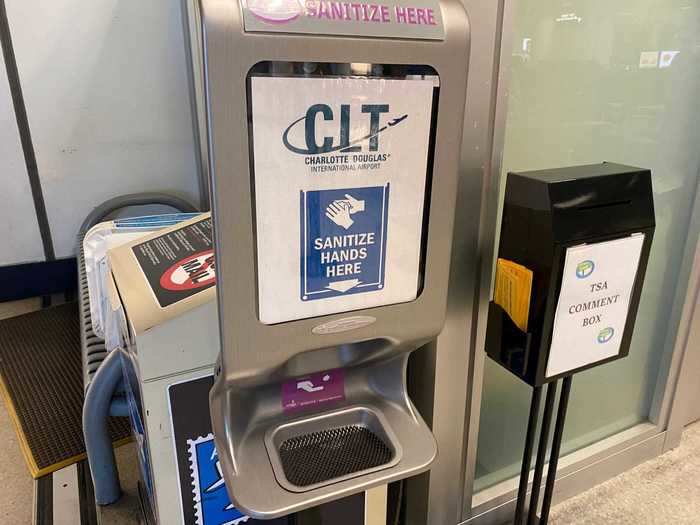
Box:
(470, 0), (700, 509)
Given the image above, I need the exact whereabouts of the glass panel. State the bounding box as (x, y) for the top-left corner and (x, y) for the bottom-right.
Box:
(474, 0), (700, 492)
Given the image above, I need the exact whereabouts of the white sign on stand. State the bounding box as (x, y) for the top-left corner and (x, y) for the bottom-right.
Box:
(546, 234), (645, 378)
(250, 75), (437, 324)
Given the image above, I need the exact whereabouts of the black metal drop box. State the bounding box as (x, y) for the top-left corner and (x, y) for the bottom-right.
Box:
(486, 162), (655, 387)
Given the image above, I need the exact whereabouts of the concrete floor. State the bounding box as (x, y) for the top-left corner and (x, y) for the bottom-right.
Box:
(549, 422), (700, 525)
(100, 443), (144, 525)
(0, 384), (34, 524)
(0, 298), (699, 524)
(0, 298), (42, 525)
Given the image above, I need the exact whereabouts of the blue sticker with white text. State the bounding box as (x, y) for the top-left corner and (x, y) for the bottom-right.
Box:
(300, 185), (389, 300)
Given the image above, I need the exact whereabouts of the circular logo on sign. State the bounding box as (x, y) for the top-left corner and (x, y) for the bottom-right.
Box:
(576, 260), (595, 279)
(597, 327), (615, 344)
(245, 0), (303, 24)
(160, 250), (216, 292)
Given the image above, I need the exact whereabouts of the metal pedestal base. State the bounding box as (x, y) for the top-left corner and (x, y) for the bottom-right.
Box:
(512, 376), (573, 525)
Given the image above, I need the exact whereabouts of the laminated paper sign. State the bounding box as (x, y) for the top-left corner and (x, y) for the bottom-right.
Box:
(250, 75), (437, 324)
(546, 234), (645, 377)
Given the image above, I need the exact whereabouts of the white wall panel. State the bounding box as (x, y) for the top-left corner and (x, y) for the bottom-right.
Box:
(6, 0), (200, 257)
(0, 51), (45, 266)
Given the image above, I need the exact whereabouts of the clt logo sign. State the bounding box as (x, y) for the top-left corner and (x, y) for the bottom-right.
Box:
(283, 103), (408, 155)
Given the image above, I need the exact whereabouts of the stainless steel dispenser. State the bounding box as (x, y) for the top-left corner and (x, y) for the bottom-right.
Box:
(198, 0), (470, 518)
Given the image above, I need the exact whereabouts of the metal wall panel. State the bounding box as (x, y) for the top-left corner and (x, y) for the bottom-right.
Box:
(5, 0), (201, 257)
(0, 48), (44, 265)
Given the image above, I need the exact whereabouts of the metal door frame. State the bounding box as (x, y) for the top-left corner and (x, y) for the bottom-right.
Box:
(664, 183), (700, 445)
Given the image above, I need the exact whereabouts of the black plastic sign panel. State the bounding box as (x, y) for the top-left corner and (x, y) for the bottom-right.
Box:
(132, 217), (215, 308)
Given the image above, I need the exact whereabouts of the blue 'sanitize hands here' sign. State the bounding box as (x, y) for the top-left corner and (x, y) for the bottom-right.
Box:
(301, 185), (389, 300)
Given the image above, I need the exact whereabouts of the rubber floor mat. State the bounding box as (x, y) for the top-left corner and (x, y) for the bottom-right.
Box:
(0, 302), (131, 478)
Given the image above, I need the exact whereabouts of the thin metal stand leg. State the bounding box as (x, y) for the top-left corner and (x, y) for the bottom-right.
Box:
(527, 381), (557, 525)
(539, 376), (573, 525)
(514, 386), (542, 525)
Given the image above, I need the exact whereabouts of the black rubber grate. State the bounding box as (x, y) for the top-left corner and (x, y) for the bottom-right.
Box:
(0, 302), (130, 477)
(278, 425), (392, 487)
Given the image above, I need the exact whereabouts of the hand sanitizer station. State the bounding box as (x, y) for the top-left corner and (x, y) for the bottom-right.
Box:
(199, 0), (469, 518)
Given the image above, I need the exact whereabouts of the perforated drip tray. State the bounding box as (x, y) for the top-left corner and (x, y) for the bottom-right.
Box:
(265, 406), (401, 493)
(279, 425), (393, 487)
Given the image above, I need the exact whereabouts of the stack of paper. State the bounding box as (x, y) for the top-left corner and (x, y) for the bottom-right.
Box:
(494, 258), (533, 332)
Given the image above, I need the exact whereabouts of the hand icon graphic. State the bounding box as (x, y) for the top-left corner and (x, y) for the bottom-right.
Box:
(344, 194), (365, 214)
(325, 201), (354, 229)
